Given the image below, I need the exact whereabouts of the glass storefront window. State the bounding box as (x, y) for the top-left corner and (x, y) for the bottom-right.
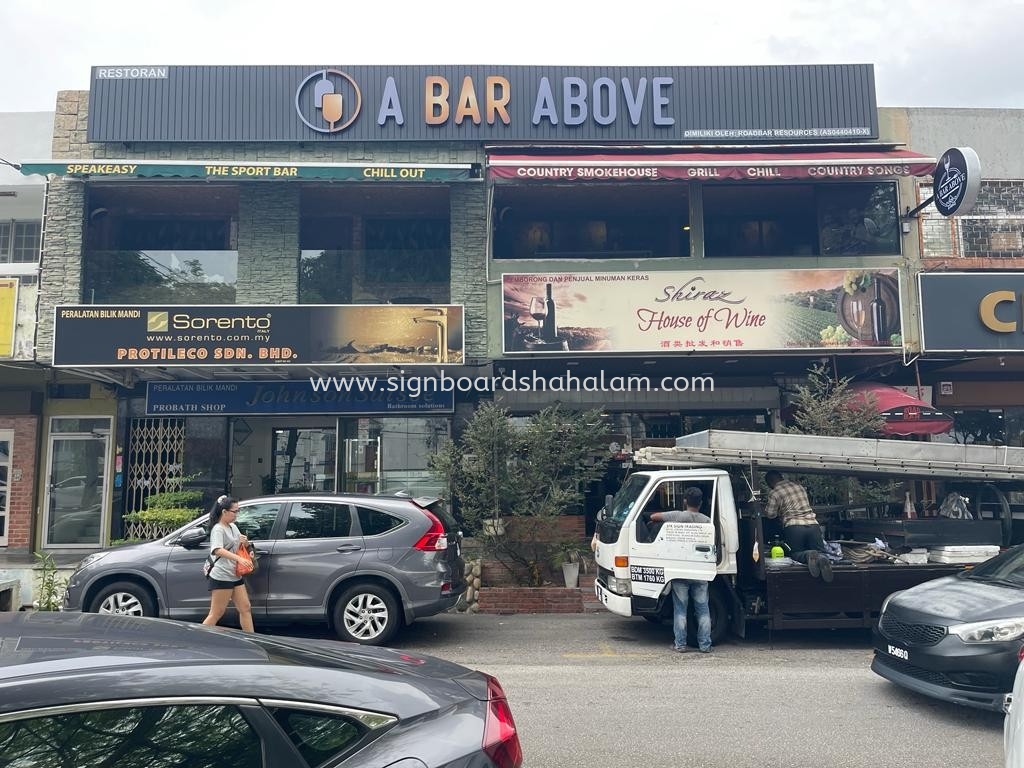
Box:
(682, 411), (771, 435)
(300, 188), (451, 304)
(703, 182), (900, 257)
(83, 250), (238, 304)
(83, 184), (238, 304)
(340, 417), (449, 497)
(492, 184), (689, 259)
(50, 417), (112, 434)
(272, 428), (336, 493)
(932, 408), (1010, 446)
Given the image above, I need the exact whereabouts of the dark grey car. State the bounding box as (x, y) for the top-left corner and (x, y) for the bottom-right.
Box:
(0, 612), (523, 768)
(63, 493), (466, 645)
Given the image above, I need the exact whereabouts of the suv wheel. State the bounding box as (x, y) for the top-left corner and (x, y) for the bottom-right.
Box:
(333, 583), (400, 646)
(89, 581), (157, 617)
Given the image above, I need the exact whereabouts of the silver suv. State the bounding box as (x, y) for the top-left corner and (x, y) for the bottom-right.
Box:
(63, 493), (465, 645)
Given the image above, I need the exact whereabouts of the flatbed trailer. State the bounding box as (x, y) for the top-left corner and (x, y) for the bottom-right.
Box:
(593, 431), (1018, 639)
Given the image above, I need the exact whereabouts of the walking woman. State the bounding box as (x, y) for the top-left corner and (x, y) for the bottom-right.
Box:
(202, 495), (254, 632)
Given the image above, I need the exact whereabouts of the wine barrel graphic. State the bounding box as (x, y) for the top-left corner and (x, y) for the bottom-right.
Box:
(836, 273), (899, 343)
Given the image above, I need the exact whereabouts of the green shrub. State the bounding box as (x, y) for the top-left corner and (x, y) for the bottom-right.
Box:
(122, 476), (206, 540)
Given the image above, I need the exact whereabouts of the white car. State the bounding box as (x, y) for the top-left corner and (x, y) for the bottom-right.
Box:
(1005, 653), (1024, 766)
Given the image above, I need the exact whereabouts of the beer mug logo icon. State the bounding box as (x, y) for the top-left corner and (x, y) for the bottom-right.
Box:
(295, 69), (362, 134)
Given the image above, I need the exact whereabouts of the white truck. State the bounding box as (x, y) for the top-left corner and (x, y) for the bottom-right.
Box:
(592, 430), (1021, 643)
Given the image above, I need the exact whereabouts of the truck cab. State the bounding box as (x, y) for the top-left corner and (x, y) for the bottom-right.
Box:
(593, 469), (740, 643)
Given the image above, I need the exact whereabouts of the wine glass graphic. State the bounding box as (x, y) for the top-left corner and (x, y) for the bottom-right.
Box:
(528, 297), (547, 331)
(849, 294), (867, 335)
(314, 72), (344, 131)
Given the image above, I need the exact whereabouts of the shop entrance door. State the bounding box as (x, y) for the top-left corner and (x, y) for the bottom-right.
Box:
(271, 428), (337, 493)
(339, 417), (448, 497)
(42, 417), (111, 547)
(342, 438), (380, 494)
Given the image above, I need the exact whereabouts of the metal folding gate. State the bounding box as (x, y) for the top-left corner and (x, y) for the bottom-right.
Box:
(123, 417), (187, 540)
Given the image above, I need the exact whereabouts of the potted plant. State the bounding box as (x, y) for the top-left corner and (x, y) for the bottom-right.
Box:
(551, 540), (591, 588)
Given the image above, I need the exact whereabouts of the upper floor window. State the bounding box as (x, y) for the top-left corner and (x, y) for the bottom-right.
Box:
(492, 184), (689, 259)
(299, 184), (452, 304)
(704, 182), (900, 257)
(0, 220), (41, 263)
(82, 184), (239, 304)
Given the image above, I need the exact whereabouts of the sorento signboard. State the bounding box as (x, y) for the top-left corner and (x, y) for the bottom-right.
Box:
(52, 305), (465, 367)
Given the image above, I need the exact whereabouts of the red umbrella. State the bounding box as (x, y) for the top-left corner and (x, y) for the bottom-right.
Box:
(846, 382), (954, 436)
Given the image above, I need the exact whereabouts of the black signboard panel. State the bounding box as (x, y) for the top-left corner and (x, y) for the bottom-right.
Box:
(87, 64), (879, 143)
(919, 273), (1024, 352)
(53, 304), (465, 366)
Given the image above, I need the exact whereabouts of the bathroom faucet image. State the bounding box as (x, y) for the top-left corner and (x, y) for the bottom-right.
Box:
(412, 307), (448, 363)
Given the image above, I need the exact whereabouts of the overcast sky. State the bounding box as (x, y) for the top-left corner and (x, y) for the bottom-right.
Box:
(2, 0), (1023, 112)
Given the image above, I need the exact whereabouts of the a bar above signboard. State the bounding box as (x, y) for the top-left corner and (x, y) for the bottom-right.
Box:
(84, 64), (880, 143)
(502, 270), (902, 354)
(19, 160), (477, 182)
(145, 380), (454, 416)
(52, 304), (465, 367)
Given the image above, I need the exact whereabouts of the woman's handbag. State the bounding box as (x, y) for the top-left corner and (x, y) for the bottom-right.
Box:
(234, 543), (256, 577)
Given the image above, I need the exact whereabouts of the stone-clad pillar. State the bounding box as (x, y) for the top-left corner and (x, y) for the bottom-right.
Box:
(449, 183), (488, 360)
(35, 178), (86, 363)
(235, 184), (300, 304)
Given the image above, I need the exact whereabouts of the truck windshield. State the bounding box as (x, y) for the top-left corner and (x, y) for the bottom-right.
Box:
(604, 474), (649, 525)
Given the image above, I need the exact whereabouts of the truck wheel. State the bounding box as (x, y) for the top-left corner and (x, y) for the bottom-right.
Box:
(332, 583), (401, 646)
(708, 588), (729, 645)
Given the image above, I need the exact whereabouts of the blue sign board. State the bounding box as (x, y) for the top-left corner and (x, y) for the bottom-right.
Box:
(145, 379), (454, 416)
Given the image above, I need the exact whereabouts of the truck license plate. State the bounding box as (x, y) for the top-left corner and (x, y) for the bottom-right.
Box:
(887, 644), (909, 661)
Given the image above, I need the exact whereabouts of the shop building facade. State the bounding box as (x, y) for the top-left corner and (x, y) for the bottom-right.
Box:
(895, 108), (1024, 447)
(20, 64), (959, 553)
(0, 111), (53, 558)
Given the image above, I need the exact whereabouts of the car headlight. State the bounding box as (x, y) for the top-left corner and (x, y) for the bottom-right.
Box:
(76, 551), (110, 570)
(949, 617), (1024, 643)
(880, 590), (904, 616)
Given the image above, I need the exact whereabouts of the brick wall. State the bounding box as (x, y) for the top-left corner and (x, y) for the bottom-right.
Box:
(476, 586), (585, 614)
(0, 416), (39, 550)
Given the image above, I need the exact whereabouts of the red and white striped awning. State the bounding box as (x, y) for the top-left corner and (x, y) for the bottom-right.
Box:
(488, 149), (937, 182)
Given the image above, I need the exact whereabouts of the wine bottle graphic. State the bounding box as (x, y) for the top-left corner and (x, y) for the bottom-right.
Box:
(870, 276), (887, 344)
(541, 283), (558, 342)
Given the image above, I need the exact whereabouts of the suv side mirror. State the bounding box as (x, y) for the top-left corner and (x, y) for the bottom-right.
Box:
(178, 528), (207, 549)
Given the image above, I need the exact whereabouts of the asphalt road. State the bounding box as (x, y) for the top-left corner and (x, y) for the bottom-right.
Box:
(311, 612), (1005, 768)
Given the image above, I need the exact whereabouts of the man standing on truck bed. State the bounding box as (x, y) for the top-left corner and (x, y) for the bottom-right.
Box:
(763, 470), (833, 582)
(650, 487), (714, 654)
